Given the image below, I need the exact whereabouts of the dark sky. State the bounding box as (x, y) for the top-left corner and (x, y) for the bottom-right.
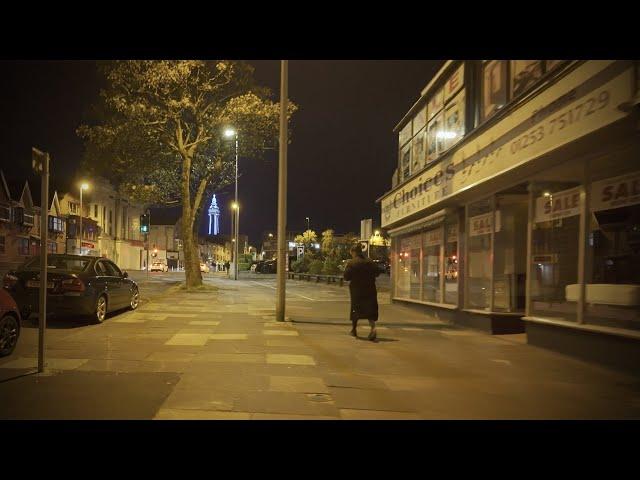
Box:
(0, 60), (443, 245)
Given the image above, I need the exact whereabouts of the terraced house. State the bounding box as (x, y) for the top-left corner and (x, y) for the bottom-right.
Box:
(380, 60), (640, 373)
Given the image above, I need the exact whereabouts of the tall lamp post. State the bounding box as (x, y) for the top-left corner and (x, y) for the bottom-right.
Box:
(306, 217), (310, 232)
(231, 202), (239, 280)
(224, 128), (239, 281)
(79, 182), (89, 255)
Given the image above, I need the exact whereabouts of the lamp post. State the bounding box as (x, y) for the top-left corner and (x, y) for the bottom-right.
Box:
(231, 202), (239, 280)
(79, 183), (89, 255)
(225, 128), (239, 280)
(306, 217), (310, 232)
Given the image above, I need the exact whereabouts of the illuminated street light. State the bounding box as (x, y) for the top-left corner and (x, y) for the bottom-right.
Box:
(79, 182), (90, 255)
(224, 127), (239, 281)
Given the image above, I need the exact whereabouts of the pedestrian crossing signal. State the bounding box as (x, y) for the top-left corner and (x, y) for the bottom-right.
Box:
(140, 214), (150, 233)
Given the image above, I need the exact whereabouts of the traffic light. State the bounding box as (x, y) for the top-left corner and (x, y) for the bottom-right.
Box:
(140, 214), (150, 233)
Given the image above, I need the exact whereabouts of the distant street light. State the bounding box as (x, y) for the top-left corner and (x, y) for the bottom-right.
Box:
(306, 217), (310, 231)
(79, 182), (89, 255)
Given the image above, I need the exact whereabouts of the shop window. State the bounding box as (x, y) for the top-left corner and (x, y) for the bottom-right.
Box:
(482, 60), (508, 121)
(396, 234), (421, 299)
(422, 227), (442, 302)
(444, 222), (459, 305)
(48, 242), (56, 254)
(585, 171), (640, 330)
(511, 60), (543, 99)
(493, 194), (528, 313)
(466, 199), (493, 310)
(427, 112), (444, 165)
(69, 202), (79, 215)
(531, 184), (581, 322)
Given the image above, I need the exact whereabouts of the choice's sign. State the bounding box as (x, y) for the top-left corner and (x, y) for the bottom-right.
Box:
(534, 186), (581, 223)
(591, 171), (640, 212)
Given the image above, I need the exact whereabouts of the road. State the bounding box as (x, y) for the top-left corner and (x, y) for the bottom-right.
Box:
(0, 271), (639, 419)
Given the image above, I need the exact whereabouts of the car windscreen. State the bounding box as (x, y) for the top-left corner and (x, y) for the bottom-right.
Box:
(24, 256), (91, 272)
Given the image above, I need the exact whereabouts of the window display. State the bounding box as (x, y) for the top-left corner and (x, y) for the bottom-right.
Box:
(396, 234), (421, 299)
(401, 144), (411, 181)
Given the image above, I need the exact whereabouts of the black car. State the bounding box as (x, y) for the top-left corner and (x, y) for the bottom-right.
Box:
(3, 254), (140, 324)
(261, 259), (277, 273)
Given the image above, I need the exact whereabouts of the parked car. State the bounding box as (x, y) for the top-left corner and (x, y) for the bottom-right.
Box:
(0, 288), (21, 357)
(253, 260), (266, 273)
(150, 261), (168, 272)
(200, 262), (210, 273)
(3, 254), (140, 324)
(261, 259), (277, 273)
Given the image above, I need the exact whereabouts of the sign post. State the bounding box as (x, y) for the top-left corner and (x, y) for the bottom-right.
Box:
(276, 60), (288, 322)
(32, 147), (49, 374)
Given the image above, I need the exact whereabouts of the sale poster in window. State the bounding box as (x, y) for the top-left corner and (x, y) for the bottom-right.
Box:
(482, 60), (507, 120)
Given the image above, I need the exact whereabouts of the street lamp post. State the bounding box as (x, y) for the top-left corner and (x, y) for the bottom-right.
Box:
(79, 183), (89, 255)
(306, 217), (310, 232)
(225, 128), (239, 281)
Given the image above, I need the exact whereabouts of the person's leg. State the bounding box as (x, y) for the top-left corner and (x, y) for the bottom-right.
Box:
(368, 320), (377, 341)
(350, 318), (358, 336)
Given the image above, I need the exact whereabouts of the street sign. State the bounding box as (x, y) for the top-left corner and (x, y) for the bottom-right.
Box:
(359, 240), (369, 253)
(297, 245), (304, 260)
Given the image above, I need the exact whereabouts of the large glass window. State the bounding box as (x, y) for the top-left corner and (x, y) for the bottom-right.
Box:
(396, 234), (421, 299)
(444, 221), (459, 305)
(443, 90), (465, 151)
(466, 199), (493, 310)
(422, 227), (442, 302)
(493, 194), (528, 313)
(585, 171), (640, 330)
(412, 127), (426, 173)
(401, 144), (411, 181)
(531, 184), (581, 322)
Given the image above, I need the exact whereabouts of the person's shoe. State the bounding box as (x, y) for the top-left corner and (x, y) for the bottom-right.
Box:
(368, 329), (377, 341)
(350, 328), (357, 337)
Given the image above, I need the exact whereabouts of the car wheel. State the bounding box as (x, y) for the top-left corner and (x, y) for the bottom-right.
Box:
(93, 295), (108, 324)
(0, 314), (20, 357)
(130, 288), (140, 310)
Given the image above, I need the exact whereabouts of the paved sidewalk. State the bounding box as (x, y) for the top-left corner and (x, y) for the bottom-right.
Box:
(1, 276), (639, 419)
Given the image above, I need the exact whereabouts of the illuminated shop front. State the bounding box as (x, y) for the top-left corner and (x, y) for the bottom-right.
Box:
(380, 60), (640, 372)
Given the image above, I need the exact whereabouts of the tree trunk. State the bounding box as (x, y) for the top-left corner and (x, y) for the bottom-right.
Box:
(182, 217), (201, 289)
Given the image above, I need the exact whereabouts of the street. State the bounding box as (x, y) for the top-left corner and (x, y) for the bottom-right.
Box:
(1, 271), (639, 420)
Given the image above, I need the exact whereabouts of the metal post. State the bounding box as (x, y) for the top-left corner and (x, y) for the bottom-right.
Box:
(276, 60), (288, 322)
(234, 134), (239, 281)
(525, 182), (535, 317)
(38, 151), (49, 373)
(79, 186), (83, 255)
(146, 209), (150, 279)
(489, 195), (496, 312)
(577, 161), (590, 324)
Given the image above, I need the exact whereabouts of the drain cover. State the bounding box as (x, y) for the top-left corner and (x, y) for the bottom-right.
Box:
(307, 393), (332, 402)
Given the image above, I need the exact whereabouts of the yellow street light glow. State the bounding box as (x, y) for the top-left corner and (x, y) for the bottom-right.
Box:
(543, 192), (551, 197)
(80, 183), (90, 190)
(268, 233), (273, 237)
(224, 128), (236, 138)
(374, 230), (380, 235)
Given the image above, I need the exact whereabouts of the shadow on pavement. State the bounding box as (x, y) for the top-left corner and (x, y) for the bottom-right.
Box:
(0, 369), (38, 384)
(291, 319), (456, 331)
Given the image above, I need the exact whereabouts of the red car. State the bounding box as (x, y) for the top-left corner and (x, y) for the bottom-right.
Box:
(0, 288), (21, 357)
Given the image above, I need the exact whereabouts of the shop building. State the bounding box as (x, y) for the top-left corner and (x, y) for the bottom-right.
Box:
(379, 60), (640, 373)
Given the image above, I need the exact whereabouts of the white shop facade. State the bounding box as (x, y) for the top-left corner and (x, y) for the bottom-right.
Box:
(379, 60), (640, 373)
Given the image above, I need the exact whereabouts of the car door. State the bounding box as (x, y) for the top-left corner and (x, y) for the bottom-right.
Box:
(103, 261), (126, 310)
(93, 260), (110, 301)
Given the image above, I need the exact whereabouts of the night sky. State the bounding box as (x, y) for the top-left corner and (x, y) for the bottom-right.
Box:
(0, 60), (443, 245)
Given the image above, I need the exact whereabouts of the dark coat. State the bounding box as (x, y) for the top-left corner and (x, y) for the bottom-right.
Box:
(344, 255), (380, 321)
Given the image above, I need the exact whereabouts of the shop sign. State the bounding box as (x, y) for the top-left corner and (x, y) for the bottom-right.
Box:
(382, 61), (631, 228)
(469, 211), (501, 236)
(591, 171), (640, 212)
(534, 186), (581, 223)
(424, 228), (442, 247)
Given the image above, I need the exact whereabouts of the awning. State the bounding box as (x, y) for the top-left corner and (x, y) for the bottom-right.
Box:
(387, 208), (453, 237)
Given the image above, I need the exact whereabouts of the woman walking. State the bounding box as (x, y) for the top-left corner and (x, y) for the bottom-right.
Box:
(343, 244), (380, 341)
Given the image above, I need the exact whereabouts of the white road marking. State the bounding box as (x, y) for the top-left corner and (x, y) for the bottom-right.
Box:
(249, 281), (316, 301)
